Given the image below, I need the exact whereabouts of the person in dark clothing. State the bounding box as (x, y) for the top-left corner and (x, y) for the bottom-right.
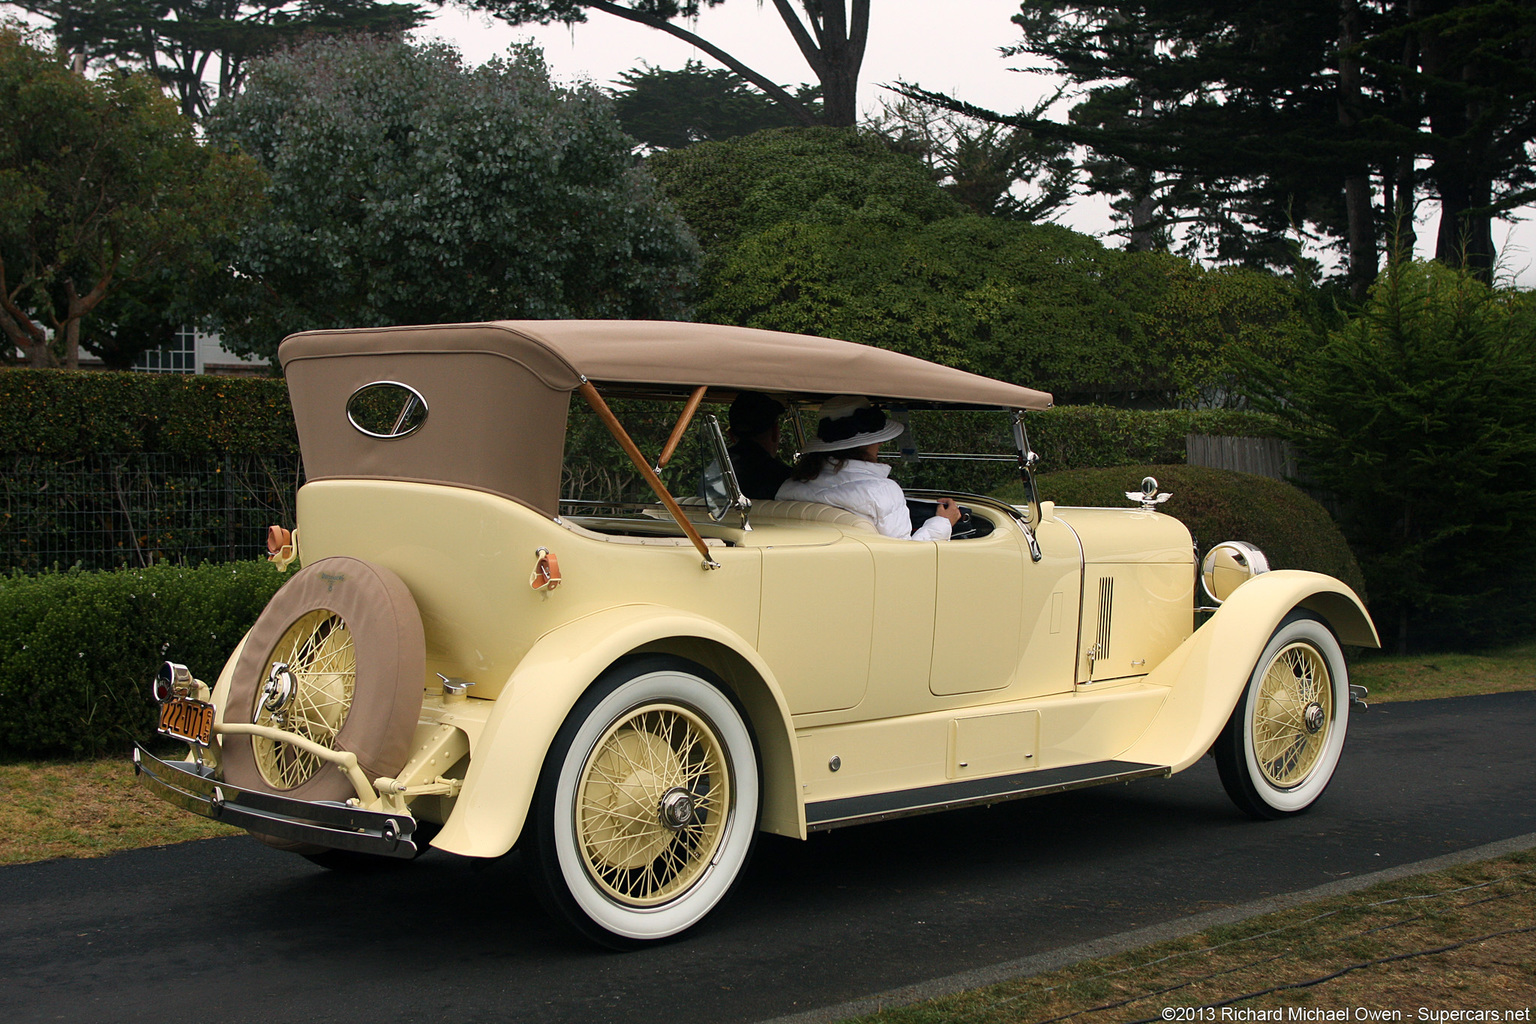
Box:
(726, 391), (792, 500)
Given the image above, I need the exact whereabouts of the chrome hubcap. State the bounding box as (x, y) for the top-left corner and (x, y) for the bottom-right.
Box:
(1303, 700), (1326, 734)
(658, 786), (695, 830)
(261, 662), (297, 717)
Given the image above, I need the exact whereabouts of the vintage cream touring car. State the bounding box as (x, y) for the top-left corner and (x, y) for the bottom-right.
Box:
(134, 320), (1379, 946)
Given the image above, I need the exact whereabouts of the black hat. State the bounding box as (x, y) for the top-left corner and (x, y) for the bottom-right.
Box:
(729, 391), (785, 438)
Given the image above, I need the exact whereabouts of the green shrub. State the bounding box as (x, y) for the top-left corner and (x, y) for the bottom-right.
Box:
(882, 406), (1282, 497)
(0, 560), (285, 758)
(557, 401), (1283, 506)
(0, 370), (296, 455)
(697, 211), (1320, 404)
(646, 126), (963, 256)
(994, 464), (1366, 599)
(0, 372), (301, 571)
(1241, 260), (1536, 652)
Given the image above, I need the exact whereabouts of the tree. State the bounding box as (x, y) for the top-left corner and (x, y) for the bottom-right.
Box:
(0, 25), (265, 368)
(865, 95), (1077, 221)
(645, 126), (964, 259)
(13, 0), (429, 119)
(902, 0), (1536, 292)
(76, 269), (192, 369)
(461, 0), (869, 126)
(203, 36), (700, 362)
(611, 59), (814, 149)
(703, 213), (1318, 404)
(1243, 260), (1536, 652)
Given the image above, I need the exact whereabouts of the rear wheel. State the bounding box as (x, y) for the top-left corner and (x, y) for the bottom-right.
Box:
(1215, 613), (1350, 819)
(525, 656), (760, 948)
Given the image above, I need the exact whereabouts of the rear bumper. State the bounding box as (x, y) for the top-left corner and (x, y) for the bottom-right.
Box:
(132, 744), (419, 858)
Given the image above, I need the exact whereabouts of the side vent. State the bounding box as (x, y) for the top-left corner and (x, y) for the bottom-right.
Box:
(1089, 577), (1114, 680)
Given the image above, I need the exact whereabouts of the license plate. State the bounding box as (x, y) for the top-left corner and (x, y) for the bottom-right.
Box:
(157, 696), (214, 746)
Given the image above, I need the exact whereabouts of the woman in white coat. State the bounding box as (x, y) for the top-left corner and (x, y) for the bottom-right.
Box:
(776, 396), (960, 541)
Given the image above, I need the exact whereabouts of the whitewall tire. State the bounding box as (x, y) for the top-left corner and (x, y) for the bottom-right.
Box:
(1215, 613), (1350, 819)
(525, 656), (760, 947)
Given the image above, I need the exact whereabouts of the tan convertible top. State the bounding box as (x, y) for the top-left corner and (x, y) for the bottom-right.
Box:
(279, 321), (1051, 517)
(280, 320), (1053, 409)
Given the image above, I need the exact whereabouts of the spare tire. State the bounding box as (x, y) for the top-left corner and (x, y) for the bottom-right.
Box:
(221, 556), (425, 806)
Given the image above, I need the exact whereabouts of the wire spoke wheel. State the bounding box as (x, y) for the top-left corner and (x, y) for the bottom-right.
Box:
(1216, 613), (1350, 820)
(576, 703), (730, 907)
(1251, 642), (1332, 788)
(528, 656), (760, 947)
(251, 610), (356, 790)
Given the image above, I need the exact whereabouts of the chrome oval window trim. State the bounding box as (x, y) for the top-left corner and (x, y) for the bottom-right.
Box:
(346, 381), (428, 439)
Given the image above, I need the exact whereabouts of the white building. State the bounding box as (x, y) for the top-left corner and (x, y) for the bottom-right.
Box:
(133, 328), (269, 375)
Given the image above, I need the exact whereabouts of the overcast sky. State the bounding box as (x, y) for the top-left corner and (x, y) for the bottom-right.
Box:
(415, 1), (1534, 287)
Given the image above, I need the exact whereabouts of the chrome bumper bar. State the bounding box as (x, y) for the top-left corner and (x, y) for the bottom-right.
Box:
(132, 744), (419, 858)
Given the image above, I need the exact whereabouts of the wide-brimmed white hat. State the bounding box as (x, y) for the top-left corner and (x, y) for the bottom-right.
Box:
(801, 396), (905, 453)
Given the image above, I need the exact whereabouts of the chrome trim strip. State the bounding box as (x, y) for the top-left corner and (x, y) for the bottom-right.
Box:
(805, 760), (1170, 831)
(1047, 511), (1090, 685)
(132, 745), (418, 858)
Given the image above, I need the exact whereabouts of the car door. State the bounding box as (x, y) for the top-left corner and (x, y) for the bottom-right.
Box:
(928, 512), (1027, 696)
(755, 525), (876, 715)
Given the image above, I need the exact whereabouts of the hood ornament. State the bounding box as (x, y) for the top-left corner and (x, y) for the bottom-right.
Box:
(1126, 476), (1172, 511)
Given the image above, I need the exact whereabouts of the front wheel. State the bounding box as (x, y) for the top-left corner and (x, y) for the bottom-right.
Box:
(524, 656), (760, 947)
(1215, 613), (1350, 819)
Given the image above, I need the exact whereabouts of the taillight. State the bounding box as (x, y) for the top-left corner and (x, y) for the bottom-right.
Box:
(154, 661), (192, 703)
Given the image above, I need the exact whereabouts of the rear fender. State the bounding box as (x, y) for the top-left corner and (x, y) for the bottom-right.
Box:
(1118, 570), (1378, 773)
(432, 605), (803, 858)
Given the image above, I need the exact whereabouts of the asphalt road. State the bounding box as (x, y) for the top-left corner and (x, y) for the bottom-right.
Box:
(4, 691), (1534, 1024)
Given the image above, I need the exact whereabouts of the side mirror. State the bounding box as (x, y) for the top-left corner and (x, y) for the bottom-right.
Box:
(699, 413), (752, 527)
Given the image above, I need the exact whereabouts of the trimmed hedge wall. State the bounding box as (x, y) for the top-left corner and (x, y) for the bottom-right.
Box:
(0, 369), (1277, 466)
(895, 406), (1283, 495)
(0, 370), (296, 455)
(2, 371), (1286, 550)
(0, 560), (286, 758)
(995, 464), (1366, 599)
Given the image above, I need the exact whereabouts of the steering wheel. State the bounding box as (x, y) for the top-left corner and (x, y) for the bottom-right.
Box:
(907, 499), (980, 540)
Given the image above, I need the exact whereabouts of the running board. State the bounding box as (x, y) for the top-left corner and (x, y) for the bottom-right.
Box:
(805, 760), (1171, 832)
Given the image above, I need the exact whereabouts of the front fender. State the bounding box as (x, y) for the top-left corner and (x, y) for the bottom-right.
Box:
(1119, 570), (1378, 773)
(432, 604), (803, 858)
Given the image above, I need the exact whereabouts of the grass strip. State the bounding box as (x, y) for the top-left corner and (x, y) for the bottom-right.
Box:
(0, 757), (238, 865)
(1351, 641), (1536, 703)
(846, 852), (1536, 1024)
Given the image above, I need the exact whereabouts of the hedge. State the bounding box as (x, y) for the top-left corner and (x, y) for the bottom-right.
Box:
(0, 560), (286, 758)
(995, 464), (1366, 599)
(892, 406), (1283, 496)
(0, 369), (1277, 465)
(566, 401), (1286, 505)
(0, 370), (295, 455)
(2, 370), (1285, 529)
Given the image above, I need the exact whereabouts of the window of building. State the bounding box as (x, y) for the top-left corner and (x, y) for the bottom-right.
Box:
(135, 327), (198, 373)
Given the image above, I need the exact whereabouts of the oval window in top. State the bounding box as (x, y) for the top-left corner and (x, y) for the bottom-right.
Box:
(346, 381), (428, 439)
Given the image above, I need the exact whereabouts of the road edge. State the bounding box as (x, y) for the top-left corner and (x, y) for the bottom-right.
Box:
(755, 831), (1536, 1024)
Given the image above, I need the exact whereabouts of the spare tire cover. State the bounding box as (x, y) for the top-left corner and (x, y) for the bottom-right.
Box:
(222, 556), (425, 804)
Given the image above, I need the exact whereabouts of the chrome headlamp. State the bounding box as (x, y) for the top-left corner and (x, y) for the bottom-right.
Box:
(1200, 541), (1271, 604)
